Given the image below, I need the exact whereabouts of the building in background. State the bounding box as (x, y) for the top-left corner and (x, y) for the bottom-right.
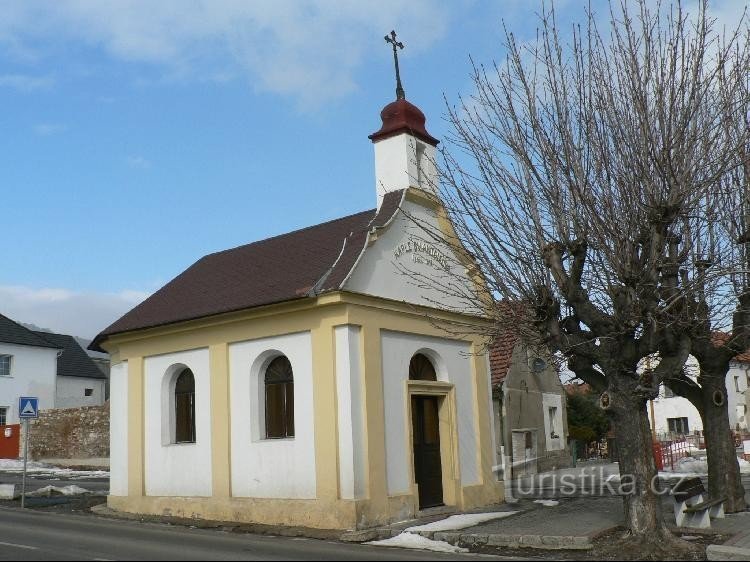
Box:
(33, 331), (107, 410)
(0, 314), (59, 428)
(489, 330), (572, 479)
(652, 352), (749, 438)
(0, 313), (107, 458)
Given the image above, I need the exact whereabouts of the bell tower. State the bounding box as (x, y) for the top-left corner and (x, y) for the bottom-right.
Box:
(369, 31), (439, 209)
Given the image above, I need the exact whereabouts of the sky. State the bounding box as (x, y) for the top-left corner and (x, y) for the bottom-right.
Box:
(0, 0), (744, 339)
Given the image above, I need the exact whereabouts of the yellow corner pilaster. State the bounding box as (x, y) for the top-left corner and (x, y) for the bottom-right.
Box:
(127, 356), (145, 497)
(470, 342), (493, 485)
(210, 343), (231, 498)
(311, 321), (340, 501)
(360, 324), (388, 514)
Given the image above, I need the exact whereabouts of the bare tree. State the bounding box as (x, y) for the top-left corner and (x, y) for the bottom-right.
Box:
(413, 0), (750, 548)
(666, 56), (750, 512)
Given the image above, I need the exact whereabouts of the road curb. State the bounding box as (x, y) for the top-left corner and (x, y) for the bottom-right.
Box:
(432, 531), (594, 550)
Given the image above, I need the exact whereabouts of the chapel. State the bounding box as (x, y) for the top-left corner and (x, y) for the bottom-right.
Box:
(92, 44), (504, 529)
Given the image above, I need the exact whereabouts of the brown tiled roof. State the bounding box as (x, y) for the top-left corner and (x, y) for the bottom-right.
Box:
(489, 329), (519, 387)
(91, 191), (405, 352)
(564, 383), (593, 396)
(710, 332), (750, 363)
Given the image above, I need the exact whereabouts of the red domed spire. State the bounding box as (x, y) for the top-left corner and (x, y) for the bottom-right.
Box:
(369, 98), (439, 146)
(370, 30), (439, 147)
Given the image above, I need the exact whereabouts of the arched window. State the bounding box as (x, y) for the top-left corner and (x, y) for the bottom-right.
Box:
(174, 368), (196, 443)
(265, 356), (294, 439)
(409, 353), (437, 381)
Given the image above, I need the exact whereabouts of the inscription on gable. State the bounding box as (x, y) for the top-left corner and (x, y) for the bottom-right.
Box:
(393, 238), (450, 271)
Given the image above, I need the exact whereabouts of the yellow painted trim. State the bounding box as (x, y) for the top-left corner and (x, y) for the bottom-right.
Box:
(209, 343), (231, 497)
(127, 356), (144, 497)
(357, 324), (389, 525)
(311, 320), (340, 501)
(405, 380), (461, 509)
(100, 292), (491, 359)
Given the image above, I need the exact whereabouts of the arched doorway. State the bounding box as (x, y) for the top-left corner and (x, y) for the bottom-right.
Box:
(409, 353), (444, 509)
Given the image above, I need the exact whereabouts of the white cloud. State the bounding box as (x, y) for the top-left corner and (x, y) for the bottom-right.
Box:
(0, 73), (54, 91)
(0, 285), (149, 339)
(125, 155), (152, 170)
(0, 1), (451, 108)
(33, 122), (66, 136)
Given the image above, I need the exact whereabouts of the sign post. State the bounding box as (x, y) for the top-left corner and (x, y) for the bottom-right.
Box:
(18, 397), (39, 509)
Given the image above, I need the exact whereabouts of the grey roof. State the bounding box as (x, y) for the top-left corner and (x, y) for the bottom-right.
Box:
(33, 331), (107, 380)
(0, 314), (60, 350)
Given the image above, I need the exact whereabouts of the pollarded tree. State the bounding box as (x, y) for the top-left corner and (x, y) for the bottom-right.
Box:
(665, 61), (750, 512)
(410, 0), (750, 549)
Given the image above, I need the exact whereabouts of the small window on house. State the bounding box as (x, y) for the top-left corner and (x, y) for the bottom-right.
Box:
(84, 388), (93, 397)
(0, 407), (7, 426)
(174, 368), (196, 444)
(548, 406), (559, 438)
(409, 354), (437, 381)
(265, 356), (294, 439)
(735, 376), (741, 393)
(0, 355), (11, 377)
(664, 385), (675, 399)
(667, 417), (689, 435)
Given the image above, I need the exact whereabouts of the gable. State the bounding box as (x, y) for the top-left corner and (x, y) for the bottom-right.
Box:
(343, 192), (481, 314)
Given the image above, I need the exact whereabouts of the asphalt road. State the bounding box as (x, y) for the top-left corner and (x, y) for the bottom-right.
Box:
(0, 507), (520, 561)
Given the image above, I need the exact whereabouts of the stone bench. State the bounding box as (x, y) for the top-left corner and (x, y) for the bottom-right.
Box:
(672, 477), (725, 529)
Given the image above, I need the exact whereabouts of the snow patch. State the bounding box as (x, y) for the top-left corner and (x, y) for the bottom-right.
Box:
(660, 456), (750, 476)
(26, 485), (93, 497)
(367, 532), (468, 553)
(534, 499), (560, 507)
(0, 459), (108, 479)
(405, 511), (519, 532)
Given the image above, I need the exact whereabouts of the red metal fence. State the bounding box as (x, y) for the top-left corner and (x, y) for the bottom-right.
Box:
(653, 436), (698, 471)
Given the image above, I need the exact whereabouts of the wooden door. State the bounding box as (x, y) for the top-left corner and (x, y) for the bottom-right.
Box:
(411, 396), (444, 509)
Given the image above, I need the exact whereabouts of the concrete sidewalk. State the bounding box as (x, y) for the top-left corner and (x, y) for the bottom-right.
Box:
(431, 497), (621, 550)
(706, 512), (750, 561)
(400, 495), (750, 552)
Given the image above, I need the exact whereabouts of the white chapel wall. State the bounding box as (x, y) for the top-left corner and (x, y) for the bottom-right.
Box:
(109, 360), (128, 496)
(381, 330), (480, 496)
(144, 348), (212, 497)
(335, 325), (366, 500)
(229, 331), (317, 499)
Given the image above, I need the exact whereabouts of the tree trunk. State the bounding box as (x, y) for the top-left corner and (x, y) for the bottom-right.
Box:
(608, 381), (673, 541)
(700, 366), (747, 513)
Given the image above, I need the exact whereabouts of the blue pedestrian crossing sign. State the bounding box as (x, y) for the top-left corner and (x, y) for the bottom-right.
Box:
(18, 397), (39, 419)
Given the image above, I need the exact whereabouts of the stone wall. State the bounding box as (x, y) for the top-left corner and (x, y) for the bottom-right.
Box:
(27, 402), (109, 460)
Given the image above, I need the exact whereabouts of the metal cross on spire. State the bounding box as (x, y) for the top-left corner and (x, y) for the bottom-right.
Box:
(384, 30), (405, 100)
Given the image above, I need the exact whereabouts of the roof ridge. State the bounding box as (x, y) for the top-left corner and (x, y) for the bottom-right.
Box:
(0, 313), (61, 349)
(204, 208), (376, 259)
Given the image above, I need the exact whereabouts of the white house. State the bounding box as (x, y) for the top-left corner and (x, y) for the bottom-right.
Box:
(652, 355), (750, 437)
(0, 314), (60, 427)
